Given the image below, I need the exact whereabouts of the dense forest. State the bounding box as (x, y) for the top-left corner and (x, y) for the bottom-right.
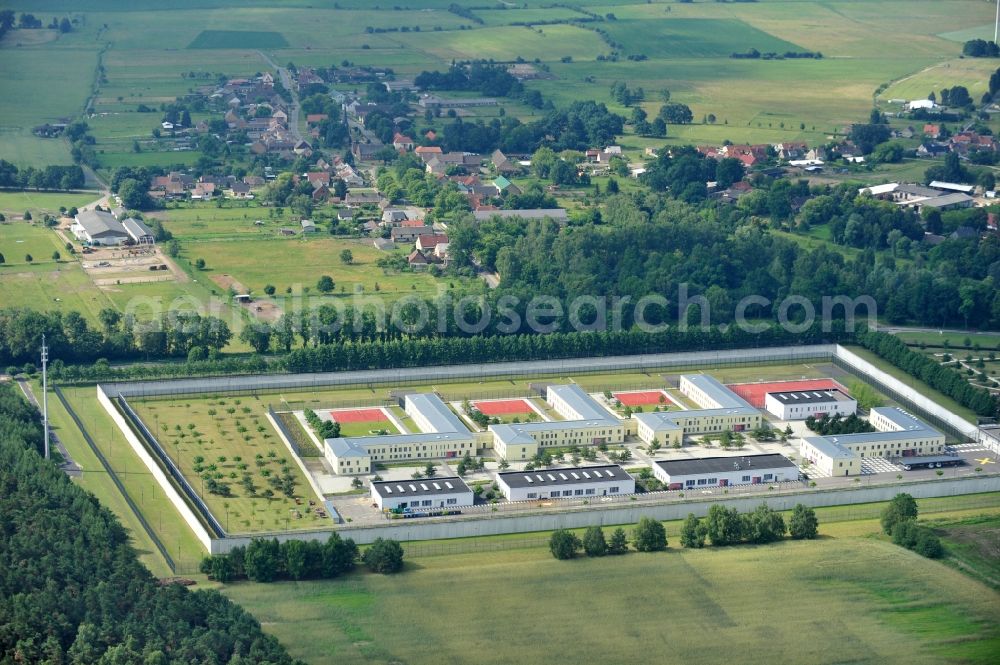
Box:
(0, 382), (303, 664)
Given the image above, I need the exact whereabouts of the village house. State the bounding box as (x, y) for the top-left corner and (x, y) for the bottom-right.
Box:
(392, 133), (415, 151)
(391, 225), (433, 243)
(415, 234), (448, 253)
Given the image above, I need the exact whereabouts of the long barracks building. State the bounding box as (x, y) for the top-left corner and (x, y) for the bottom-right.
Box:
(632, 375), (762, 446)
(799, 407), (946, 477)
(324, 393), (476, 474)
(489, 384), (624, 461)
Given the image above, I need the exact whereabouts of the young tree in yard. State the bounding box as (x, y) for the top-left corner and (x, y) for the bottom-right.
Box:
(607, 527), (629, 555)
(679, 513), (705, 548)
(316, 275), (335, 292)
(340, 249), (353, 264)
(0, 252), (5, 265)
(263, 284), (276, 295)
(881, 493), (918, 535)
(363, 538), (405, 573)
(582, 526), (608, 557)
(24, 254), (32, 263)
(194, 258), (206, 270)
(51, 251), (60, 261)
(789, 504), (819, 540)
(549, 529), (581, 560)
(632, 517), (667, 552)
(424, 462), (436, 477)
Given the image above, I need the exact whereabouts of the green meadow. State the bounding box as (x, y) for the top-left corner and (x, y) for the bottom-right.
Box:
(224, 516), (1000, 665)
(187, 30), (288, 49)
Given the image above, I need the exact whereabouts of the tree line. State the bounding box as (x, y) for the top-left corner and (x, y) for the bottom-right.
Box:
(549, 504), (819, 559)
(0, 308), (232, 367)
(201, 535), (403, 582)
(856, 331), (998, 417)
(0, 382), (304, 664)
(0, 160), (85, 191)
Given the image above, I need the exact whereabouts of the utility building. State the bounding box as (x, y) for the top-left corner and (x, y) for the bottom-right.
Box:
(653, 454), (798, 490)
(764, 388), (857, 420)
(496, 465), (634, 501)
(370, 477), (474, 512)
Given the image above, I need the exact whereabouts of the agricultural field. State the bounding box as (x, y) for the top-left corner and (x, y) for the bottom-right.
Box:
(224, 509), (1000, 665)
(131, 394), (329, 533)
(4, 0), (996, 166)
(187, 30), (288, 49)
(174, 234), (469, 301)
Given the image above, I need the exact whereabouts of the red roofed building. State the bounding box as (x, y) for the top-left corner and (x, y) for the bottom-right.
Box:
(923, 124), (941, 139)
(416, 234), (448, 251)
(306, 114), (329, 125)
(305, 171), (331, 187)
(393, 133), (415, 151)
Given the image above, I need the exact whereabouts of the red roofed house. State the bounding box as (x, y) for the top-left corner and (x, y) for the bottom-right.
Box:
(923, 124), (941, 139)
(415, 145), (443, 162)
(416, 234), (448, 252)
(305, 171), (331, 187)
(306, 114), (329, 125)
(393, 133), (415, 151)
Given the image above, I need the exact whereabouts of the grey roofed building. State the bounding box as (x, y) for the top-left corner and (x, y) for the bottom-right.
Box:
(404, 393), (467, 433)
(916, 192), (974, 210)
(767, 389), (853, 405)
(473, 209), (569, 223)
(655, 454), (797, 477)
(72, 209), (128, 245)
(801, 436), (857, 460)
(547, 384), (616, 422)
(371, 477), (471, 500)
(327, 431), (472, 452)
(121, 217), (155, 245)
(498, 465), (632, 489)
(683, 374), (754, 409)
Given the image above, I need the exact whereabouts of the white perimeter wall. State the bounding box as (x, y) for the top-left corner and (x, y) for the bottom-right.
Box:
(96, 386), (215, 551)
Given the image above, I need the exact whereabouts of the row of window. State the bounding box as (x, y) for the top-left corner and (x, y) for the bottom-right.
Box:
(524, 486), (620, 499)
(400, 498), (460, 508)
(682, 473), (774, 487)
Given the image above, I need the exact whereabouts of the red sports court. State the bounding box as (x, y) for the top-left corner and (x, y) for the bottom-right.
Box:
(329, 408), (388, 423)
(472, 398), (534, 416)
(613, 390), (673, 407)
(726, 379), (846, 408)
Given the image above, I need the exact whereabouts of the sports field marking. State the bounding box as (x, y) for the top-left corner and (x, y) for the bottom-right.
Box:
(329, 407), (389, 423)
(472, 398), (534, 416)
(612, 390), (673, 407)
(726, 379), (846, 408)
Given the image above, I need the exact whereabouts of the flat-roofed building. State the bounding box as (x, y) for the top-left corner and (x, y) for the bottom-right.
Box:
(633, 375), (762, 445)
(798, 407), (945, 477)
(324, 393), (476, 474)
(653, 454), (798, 490)
(764, 388), (857, 420)
(497, 465), (634, 501)
(489, 385), (623, 461)
(370, 477), (474, 511)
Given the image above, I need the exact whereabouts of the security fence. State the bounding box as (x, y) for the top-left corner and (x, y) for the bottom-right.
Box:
(98, 345), (837, 401)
